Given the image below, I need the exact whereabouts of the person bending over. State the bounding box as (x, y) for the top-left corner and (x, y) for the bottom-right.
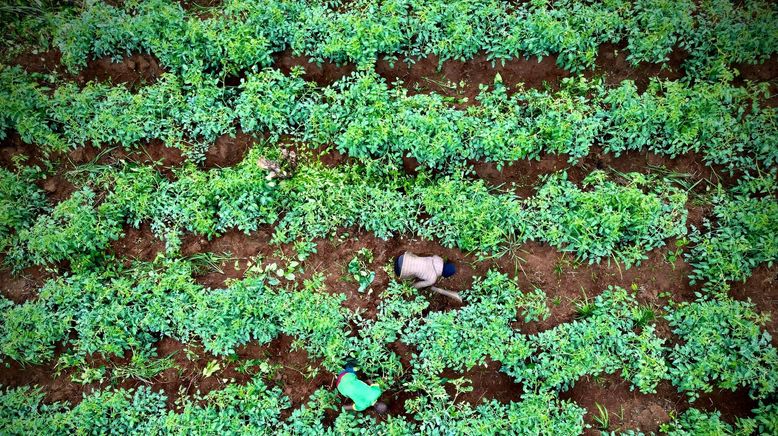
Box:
(336, 362), (387, 413)
(394, 251), (461, 302)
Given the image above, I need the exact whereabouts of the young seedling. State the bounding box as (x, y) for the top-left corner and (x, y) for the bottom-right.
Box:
(632, 305), (656, 328)
(202, 360), (222, 378)
(593, 402), (610, 430)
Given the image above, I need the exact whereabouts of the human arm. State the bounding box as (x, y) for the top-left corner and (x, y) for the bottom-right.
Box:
(344, 403), (355, 411)
(412, 271), (437, 288)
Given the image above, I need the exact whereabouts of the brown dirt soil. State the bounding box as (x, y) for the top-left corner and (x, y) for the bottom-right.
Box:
(473, 146), (731, 199)
(0, 333), (332, 412)
(0, 343), (93, 405)
(155, 334), (332, 413)
(11, 51), (164, 89)
(376, 53), (569, 101)
(730, 265), (778, 345)
(0, 133), (46, 170)
(67, 140), (186, 178)
(110, 223), (166, 264)
(203, 130), (256, 168)
(37, 173), (76, 204)
(274, 50), (356, 86)
(0, 265), (51, 303)
(441, 359), (523, 405)
(9, 50), (65, 76)
(76, 54), (164, 88)
(593, 43), (686, 92)
(560, 372), (757, 435)
(735, 57), (778, 107)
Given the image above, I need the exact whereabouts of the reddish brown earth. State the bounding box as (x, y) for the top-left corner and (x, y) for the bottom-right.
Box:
(561, 372), (757, 434)
(593, 43), (686, 92)
(274, 50), (356, 87)
(77, 54), (164, 88)
(10, 51), (164, 89)
(203, 130), (257, 168)
(68, 139), (186, 178)
(0, 333), (332, 413)
(0, 133), (46, 170)
(0, 265), (50, 303)
(441, 359), (523, 405)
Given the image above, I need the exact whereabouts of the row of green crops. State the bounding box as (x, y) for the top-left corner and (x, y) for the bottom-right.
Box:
(3, 149), (688, 271)
(18, 0), (778, 78)
(2, 66), (776, 174)
(0, 380), (590, 435)
(8, 142), (775, 295)
(3, 261), (775, 431)
(2, 382), (775, 435)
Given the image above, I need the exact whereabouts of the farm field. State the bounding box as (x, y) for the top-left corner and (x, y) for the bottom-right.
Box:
(0, 0), (777, 434)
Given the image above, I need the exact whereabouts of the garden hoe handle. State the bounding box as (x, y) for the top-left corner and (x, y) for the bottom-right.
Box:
(431, 286), (463, 303)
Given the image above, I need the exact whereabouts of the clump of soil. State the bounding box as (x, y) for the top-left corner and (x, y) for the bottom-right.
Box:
(593, 43), (686, 92)
(274, 50), (356, 86)
(203, 131), (256, 169)
(77, 54), (164, 88)
(441, 359), (523, 405)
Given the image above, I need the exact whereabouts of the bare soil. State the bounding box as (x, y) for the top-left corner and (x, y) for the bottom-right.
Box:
(560, 372), (757, 434)
(10, 51), (164, 89)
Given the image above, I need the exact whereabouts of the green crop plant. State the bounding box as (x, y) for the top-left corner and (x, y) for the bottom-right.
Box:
(687, 175), (778, 293)
(0, 377), (290, 434)
(665, 296), (778, 401)
(416, 175), (526, 254)
(626, 0), (694, 64)
(0, 166), (48, 263)
(273, 163), (418, 243)
(0, 252), (352, 365)
(404, 388), (586, 434)
(6, 0), (775, 80)
(0, 297), (69, 365)
(525, 170), (688, 268)
(404, 271), (547, 373)
(111, 351), (176, 383)
(600, 79), (777, 174)
(234, 67), (313, 137)
(346, 247), (375, 293)
(502, 287), (668, 394)
(0, 66), (65, 153)
(2, 63), (776, 174)
(345, 281), (429, 382)
(471, 76), (603, 166)
(682, 0), (778, 81)
(660, 403), (778, 436)
(21, 187), (124, 271)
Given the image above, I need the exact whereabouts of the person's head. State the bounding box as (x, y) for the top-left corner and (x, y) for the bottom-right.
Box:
(442, 261), (456, 278)
(373, 401), (388, 414)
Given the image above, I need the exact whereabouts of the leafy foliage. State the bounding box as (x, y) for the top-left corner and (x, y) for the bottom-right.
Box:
(687, 175), (778, 292)
(502, 287), (668, 394)
(404, 271), (545, 373)
(526, 170), (688, 267)
(0, 166), (48, 258)
(22, 187), (123, 271)
(665, 296), (778, 401)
